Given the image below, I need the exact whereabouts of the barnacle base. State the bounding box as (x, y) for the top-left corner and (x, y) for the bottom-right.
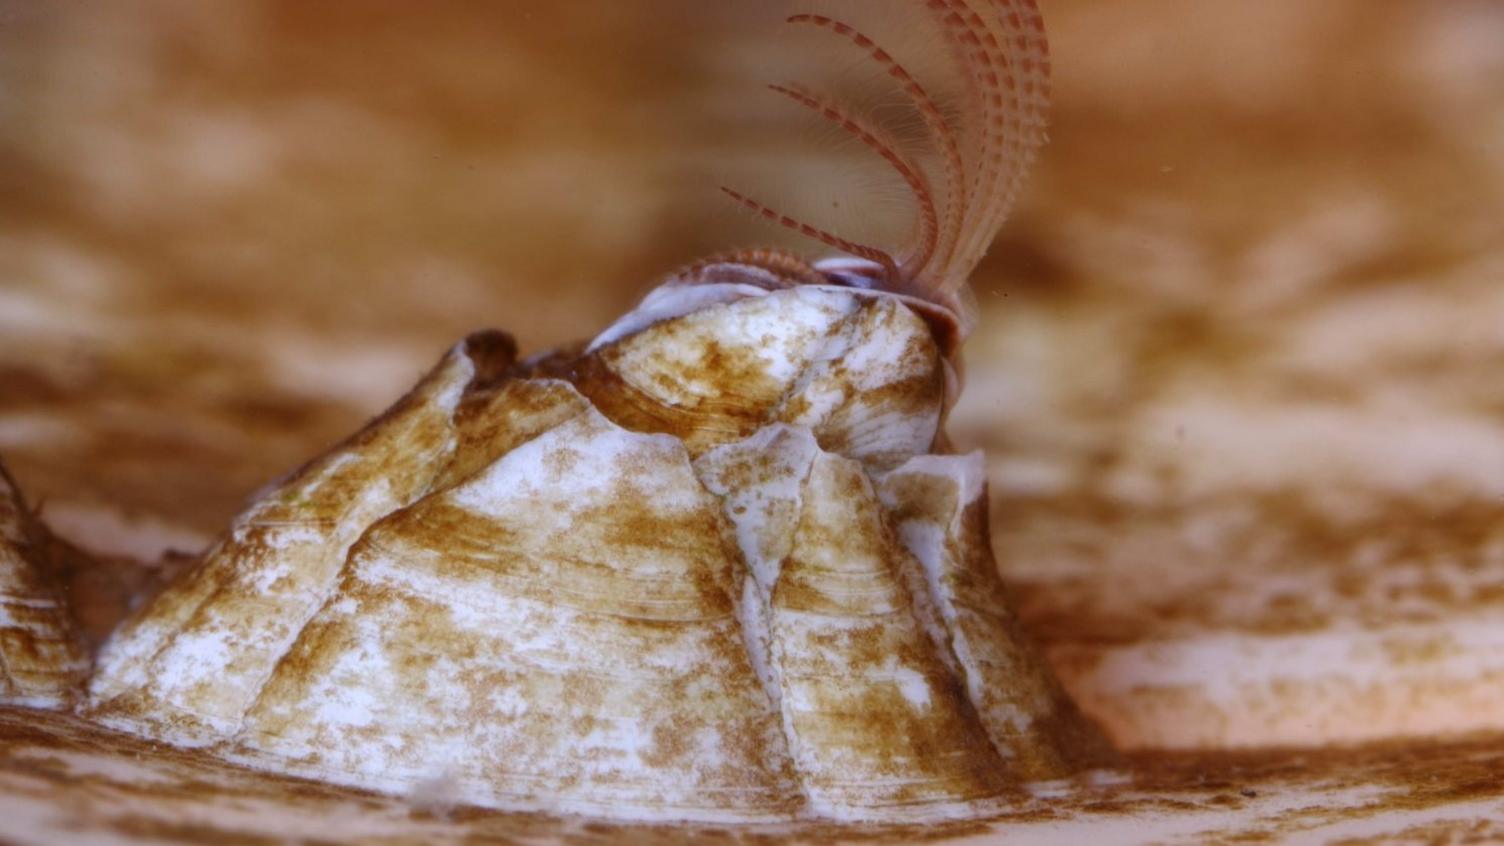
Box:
(4, 704), (1504, 844)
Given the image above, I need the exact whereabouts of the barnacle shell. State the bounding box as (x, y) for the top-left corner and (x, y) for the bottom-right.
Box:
(85, 282), (1111, 822)
(0, 462), (88, 708)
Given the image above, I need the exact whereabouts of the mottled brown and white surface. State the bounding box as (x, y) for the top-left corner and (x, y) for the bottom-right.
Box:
(83, 284), (1110, 822)
(2, 0), (1504, 842)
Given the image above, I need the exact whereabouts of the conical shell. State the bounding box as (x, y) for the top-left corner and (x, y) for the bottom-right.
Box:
(875, 455), (1117, 778)
(86, 284), (1111, 823)
(0, 462), (88, 708)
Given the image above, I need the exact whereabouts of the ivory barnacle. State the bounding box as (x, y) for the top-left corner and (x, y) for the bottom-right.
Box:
(81, 281), (1113, 822)
(78, 0), (1113, 824)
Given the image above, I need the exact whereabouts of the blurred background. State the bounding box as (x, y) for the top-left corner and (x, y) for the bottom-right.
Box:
(3, 0), (1503, 749)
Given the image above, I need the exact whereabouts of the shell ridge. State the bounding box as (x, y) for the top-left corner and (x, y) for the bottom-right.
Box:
(692, 424), (822, 592)
(869, 457), (1034, 780)
(700, 432), (1015, 816)
(229, 547), (383, 744)
(733, 571), (810, 818)
(692, 424), (827, 816)
(224, 398), (806, 820)
(875, 455), (1117, 778)
(876, 456), (1038, 766)
(882, 514), (967, 682)
(85, 340), (483, 738)
(773, 450), (1011, 815)
(764, 446), (825, 816)
(119, 452), (450, 739)
(228, 333), (490, 519)
(747, 432), (821, 817)
(585, 282), (772, 354)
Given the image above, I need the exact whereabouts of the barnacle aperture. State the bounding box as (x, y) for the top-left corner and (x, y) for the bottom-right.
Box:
(84, 279), (1112, 822)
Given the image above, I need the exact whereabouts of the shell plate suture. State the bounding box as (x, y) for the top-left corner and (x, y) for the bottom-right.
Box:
(77, 0), (1115, 825)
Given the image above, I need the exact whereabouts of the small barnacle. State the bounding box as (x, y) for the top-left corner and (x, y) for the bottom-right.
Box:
(70, 0), (1113, 824)
(0, 460), (89, 709)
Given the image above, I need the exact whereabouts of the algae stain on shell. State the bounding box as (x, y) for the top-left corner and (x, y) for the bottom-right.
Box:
(84, 284), (1114, 823)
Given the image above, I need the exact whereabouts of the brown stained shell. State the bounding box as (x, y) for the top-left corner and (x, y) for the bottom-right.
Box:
(876, 456), (1117, 778)
(86, 333), (518, 742)
(0, 461), (88, 708)
(240, 395), (803, 821)
(83, 283), (1113, 823)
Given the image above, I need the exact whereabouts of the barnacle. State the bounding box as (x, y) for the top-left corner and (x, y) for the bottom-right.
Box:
(4, 0), (1504, 840)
